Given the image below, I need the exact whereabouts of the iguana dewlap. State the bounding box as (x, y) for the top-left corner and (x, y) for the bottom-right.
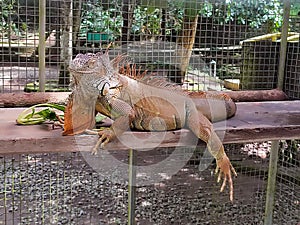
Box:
(63, 51), (237, 201)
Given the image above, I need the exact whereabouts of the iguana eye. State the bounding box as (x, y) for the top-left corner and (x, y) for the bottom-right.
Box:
(88, 59), (96, 68)
(101, 83), (110, 96)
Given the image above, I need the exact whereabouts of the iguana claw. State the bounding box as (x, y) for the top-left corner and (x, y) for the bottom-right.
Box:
(215, 155), (237, 202)
(91, 128), (116, 155)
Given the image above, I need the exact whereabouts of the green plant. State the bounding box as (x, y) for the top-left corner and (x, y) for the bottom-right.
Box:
(229, 0), (282, 31)
(80, 3), (122, 41)
(291, 0), (300, 16)
(166, 0), (184, 34)
(199, 0), (283, 32)
(132, 6), (162, 36)
(16, 104), (65, 125)
(16, 103), (107, 126)
(0, 0), (18, 34)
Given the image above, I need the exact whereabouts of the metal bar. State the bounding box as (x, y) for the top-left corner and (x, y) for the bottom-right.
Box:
(277, 0), (291, 90)
(128, 149), (137, 225)
(264, 140), (280, 225)
(38, 0), (46, 92)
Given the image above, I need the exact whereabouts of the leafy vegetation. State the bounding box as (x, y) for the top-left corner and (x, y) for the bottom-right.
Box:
(79, 0), (285, 40)
(0, 0), (289, 40)
(79, 2), (123, 41)
(291, 0), (300, 16)
(16, 103), (107, 126)
(0, 0), (22, 35)
(199, 0), (283, 32)
(16, 104), (65, 125)
(132, 6), (162, 36)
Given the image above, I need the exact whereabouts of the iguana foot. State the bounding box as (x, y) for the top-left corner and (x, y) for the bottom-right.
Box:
(52, 121), (64, 129)
(91, 128), (116, 155)
(215, 155), (237, 202)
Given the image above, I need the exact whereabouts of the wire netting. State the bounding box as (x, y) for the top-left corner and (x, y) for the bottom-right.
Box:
(0, 143), (299, 224)
(0, 0), (299, 96)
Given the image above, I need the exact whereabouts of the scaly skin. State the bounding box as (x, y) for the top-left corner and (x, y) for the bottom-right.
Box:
(63, 51), (237, 201)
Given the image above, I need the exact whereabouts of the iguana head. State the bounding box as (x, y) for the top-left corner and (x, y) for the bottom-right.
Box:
(68, 51), (121, 96)
(64, 51), (121, 136)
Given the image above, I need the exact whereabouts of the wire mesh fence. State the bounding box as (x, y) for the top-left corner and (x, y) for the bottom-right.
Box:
(0, 143), (299, 224)
(0, 0), (299, 95)
(285, 41), (300, 99)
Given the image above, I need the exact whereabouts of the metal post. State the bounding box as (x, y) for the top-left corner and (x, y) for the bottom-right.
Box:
(38, 0), (46, 92)
(277, 0), (291, 90)
(128, 149), (137, 225)
(68, 0), (73, 63)
(264, 140), (280, 225)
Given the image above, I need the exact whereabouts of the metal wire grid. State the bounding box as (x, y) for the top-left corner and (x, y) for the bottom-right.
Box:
(284, 14), (300, 99)
(0, 152), (129, 225)
(240, 40), (280, 90)
(285, 41), (300, 99)
(0, 143), (299, 225)
(0, 0), (60, 92)
(0, 0), (298, 94)
(274, 140), (300, 223)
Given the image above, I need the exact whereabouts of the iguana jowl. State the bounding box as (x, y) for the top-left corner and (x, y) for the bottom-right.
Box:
(63, 51), (237, 201)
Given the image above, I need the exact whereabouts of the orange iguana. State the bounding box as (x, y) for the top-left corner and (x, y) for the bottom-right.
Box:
(63, 51), (237, 201)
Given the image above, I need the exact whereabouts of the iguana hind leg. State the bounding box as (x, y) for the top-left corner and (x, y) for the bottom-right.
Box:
(189, 92), (236, 122)
(186, 101), (237, 201)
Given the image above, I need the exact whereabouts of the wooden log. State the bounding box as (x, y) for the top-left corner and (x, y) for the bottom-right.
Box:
(219, 89), (288, 102)
(0, 92), (70, 107)
(0, 89), (288, 108)
(190, 89), (288, 102)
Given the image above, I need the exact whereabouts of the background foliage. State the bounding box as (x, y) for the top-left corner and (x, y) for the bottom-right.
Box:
(79, 2), (123, 40)
(199, 0), (283, 32)
(79, 0), (284, 39)
(0, 0), (290, 40)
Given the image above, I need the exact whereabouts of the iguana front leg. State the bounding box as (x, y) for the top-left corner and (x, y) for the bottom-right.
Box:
(91, 98), (135, 154)
(186, 101), (237, 201)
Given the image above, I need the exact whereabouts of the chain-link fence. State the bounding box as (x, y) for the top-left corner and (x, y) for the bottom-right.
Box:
(0, 1), (299, 225)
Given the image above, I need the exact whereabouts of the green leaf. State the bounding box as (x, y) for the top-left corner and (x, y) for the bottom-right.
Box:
(16, 104), (65, 125)
(95, 114), (107, 123)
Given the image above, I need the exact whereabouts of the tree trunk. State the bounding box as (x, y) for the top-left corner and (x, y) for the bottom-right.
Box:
(58, 0), (73, 87)
(72, 0), (82, 50)
(176, 15), (198, 83)
(160, 8), (166, 40)
(121, 0), (135, 43)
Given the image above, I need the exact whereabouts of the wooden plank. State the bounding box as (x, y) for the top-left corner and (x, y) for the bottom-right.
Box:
(217, 101), (300, 142)
(0, 101), (300, 155)
(221, 127), (300, 144)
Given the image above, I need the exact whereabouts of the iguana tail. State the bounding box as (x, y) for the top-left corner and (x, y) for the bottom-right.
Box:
(188, 91), (236, 122)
